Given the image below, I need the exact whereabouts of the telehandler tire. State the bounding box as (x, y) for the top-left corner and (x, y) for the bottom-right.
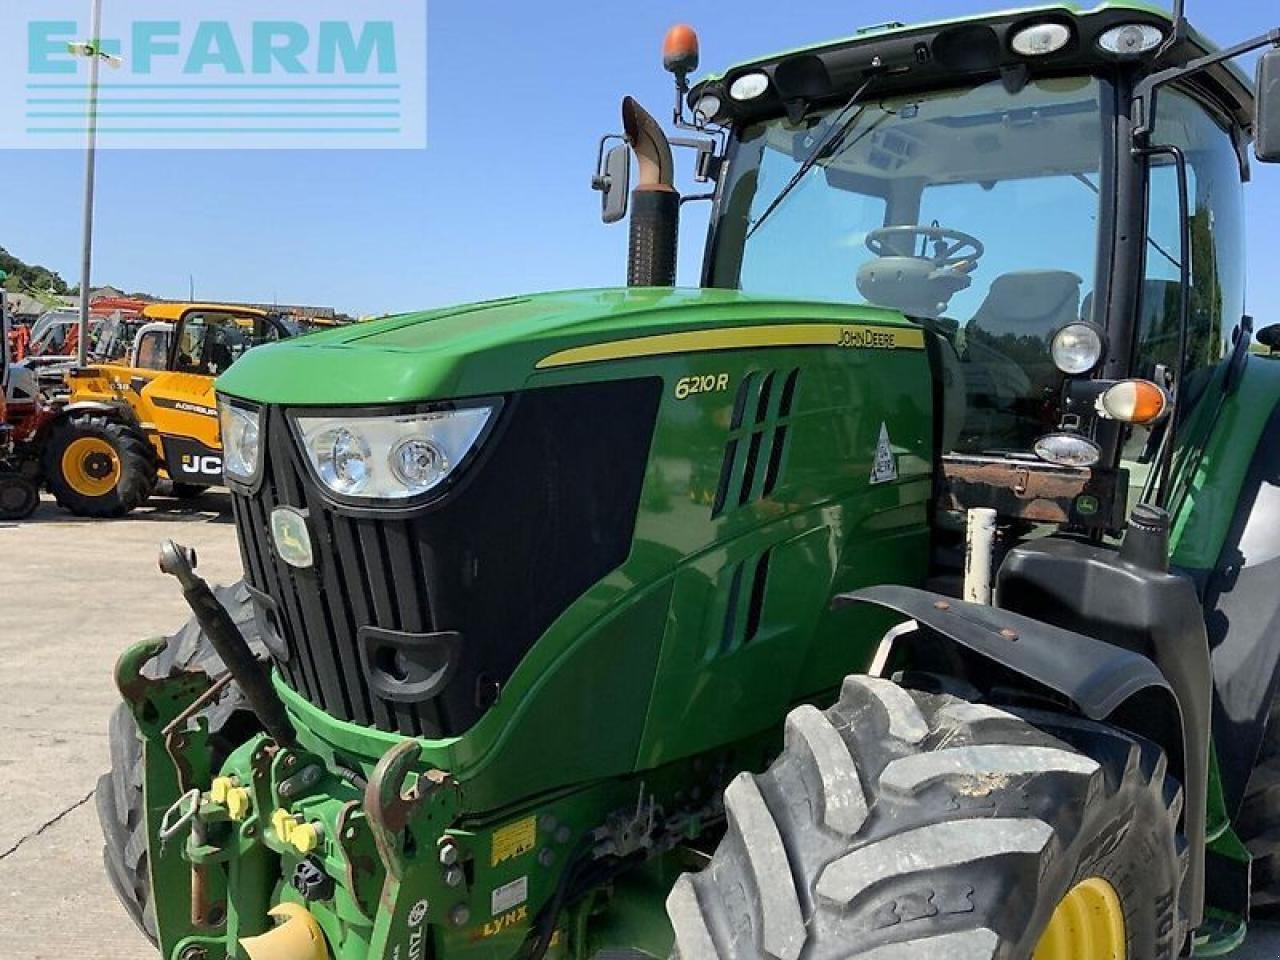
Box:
(95, 581), (264, 945)
(44, 414), (157, 517)
(169, 482), (208, 501)
(668, 676), (1188, 959)
(1239, 697), (1280, 910)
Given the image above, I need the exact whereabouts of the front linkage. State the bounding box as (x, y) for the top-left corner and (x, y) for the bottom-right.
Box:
(117, 541), (759, 960)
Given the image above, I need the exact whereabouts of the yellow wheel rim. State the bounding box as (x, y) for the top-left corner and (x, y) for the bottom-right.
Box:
(1033, 877), (1127, 960)
(61, 436), (122, 498)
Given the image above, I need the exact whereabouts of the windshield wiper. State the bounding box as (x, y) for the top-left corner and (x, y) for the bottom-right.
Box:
(746, 76), (877, 239)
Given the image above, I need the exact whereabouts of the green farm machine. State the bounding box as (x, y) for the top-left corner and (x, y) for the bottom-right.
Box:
(100, 3), (1280, 958)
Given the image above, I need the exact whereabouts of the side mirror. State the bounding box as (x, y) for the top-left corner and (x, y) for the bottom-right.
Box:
(592, 141), (631, 224)
(1257, 47), (1280, 163)
(1257, 322), (1280, 354)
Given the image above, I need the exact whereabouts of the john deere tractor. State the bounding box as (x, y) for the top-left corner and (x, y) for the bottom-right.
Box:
(44, 303), (292, 516)
(99, 4), (1280, 958)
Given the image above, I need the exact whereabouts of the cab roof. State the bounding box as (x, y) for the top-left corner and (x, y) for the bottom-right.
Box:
(142, 302), (268, 321)
(694, 2), (1254, 132)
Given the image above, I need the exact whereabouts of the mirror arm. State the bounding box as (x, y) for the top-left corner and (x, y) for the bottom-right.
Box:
(1133, 28), (1280, 139)
(591, 133), (626, 191)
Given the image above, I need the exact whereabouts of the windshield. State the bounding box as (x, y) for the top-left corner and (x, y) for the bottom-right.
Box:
(710, 76), (1106, 455)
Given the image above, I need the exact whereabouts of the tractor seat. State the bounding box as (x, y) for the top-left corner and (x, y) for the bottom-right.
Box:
(966, 270), (1083, 345)
(964, 270), (1083, 393)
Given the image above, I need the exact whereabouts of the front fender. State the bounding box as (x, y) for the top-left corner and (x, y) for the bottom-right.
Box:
(835, 584), (1202, 923)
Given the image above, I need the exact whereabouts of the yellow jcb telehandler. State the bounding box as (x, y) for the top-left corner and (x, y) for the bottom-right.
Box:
(43, 302), (292, 517)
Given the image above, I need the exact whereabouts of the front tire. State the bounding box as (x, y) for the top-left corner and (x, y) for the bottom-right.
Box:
(668, 677), (1188, 958)
(44, 414), (157, 517)
(95, 582), (264, 944)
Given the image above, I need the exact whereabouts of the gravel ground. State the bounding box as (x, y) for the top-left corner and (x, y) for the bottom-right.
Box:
(1, 490), (1277, 958)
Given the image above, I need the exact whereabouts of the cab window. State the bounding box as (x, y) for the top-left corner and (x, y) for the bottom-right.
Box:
(174, 313), (282, 375)
(1140, 87), (1246, 410)
(134, 329), (170, 370)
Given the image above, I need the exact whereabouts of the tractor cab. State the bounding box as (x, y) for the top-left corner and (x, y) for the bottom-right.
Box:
(626, 5), (1280, 539)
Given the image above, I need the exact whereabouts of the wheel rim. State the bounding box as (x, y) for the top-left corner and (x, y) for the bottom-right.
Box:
(61, 436), (122, 497)
(1033, 877), (1127, 960)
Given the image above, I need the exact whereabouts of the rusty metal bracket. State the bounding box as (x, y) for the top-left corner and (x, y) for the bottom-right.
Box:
(115, 637), (212, 736)
(363, 740), (456, 881)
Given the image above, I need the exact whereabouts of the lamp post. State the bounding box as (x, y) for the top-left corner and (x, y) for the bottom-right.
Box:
(69, 0), (122, 368)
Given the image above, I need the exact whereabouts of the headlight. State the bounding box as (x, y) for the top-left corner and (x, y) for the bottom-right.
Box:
(1097, 23), (1163, 57)
(292, 403), (498, 501)
(1034, 432), (1101, 467)
(1010, 22), (1072, 57)
(218, 398), (263, 482)
(1051, 322), (1105, 375)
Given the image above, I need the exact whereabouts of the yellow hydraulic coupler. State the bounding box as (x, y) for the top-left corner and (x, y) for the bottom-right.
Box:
(240, 903), (331, 960)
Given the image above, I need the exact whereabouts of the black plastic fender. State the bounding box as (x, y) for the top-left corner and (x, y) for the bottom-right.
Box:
(836, 581), (1206, 927)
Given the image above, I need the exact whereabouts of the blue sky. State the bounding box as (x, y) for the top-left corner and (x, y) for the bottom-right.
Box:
(1, 0), (1276, 318)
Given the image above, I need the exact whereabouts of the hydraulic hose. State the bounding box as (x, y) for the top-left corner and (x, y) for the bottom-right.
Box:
(158, 540), (297, 749)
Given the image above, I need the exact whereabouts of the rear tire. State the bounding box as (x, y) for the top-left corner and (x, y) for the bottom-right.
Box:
(1238, 698), (1280, 910)
(668, 677), (1189, 959)
(44, 414), (157, 517)
(95, 582), (264, 945)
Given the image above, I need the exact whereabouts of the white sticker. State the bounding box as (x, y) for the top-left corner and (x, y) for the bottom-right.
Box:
(870, 422), (898, 485)
(491, 875), (529, 916)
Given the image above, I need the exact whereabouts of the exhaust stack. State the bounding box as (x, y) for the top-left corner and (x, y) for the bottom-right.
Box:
(622, 96), (680, 287)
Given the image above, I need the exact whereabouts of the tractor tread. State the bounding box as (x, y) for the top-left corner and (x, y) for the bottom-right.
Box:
(815, 817), (1054, 907)
(784, 705), (868, 837)
(723, 773), (807, 960)
(842, 927), (1000, 960)
(840, 675), (928, 744)
(878, 744), (1099, 796)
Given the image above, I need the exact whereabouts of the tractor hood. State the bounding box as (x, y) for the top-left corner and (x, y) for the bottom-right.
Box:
(216, 287), (912, 406)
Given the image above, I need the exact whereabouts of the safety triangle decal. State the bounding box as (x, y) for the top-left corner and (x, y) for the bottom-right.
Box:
(870, 421), (898, 485)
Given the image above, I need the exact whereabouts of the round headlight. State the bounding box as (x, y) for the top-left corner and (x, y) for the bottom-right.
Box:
(1098, 24), (1163, 57)
(1034, 432), (1102, 467)
(729, 72), (770, 102)
(1051, 323), (1105, 375)
(1011, 22), (1072, 56)
(390, 437), (448, 493)
(319, 427), (372, 494)
(694, 93), (723, 122)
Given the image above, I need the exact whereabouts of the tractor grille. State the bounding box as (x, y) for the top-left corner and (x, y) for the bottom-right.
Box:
(230, 379), (661, 738)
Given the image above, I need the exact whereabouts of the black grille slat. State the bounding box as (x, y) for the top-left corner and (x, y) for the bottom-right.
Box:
(356, 519), (403, 732)
(313, 509), (373, 726)
(230, 379), (661, 738)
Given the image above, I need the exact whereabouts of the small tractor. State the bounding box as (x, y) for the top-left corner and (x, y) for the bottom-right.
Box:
(42, 302), (292, 517)
(100, 3), (1280, 958)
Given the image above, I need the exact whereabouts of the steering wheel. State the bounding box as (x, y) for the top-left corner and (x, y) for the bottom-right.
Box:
(866, 225), (985, 268)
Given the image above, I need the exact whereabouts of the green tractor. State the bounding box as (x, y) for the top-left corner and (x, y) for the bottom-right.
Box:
(100, 3), (1280, 958)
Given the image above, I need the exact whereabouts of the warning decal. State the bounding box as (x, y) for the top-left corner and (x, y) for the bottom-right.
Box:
(870, 422), (898, 485)
(491, 815), (537, 866)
